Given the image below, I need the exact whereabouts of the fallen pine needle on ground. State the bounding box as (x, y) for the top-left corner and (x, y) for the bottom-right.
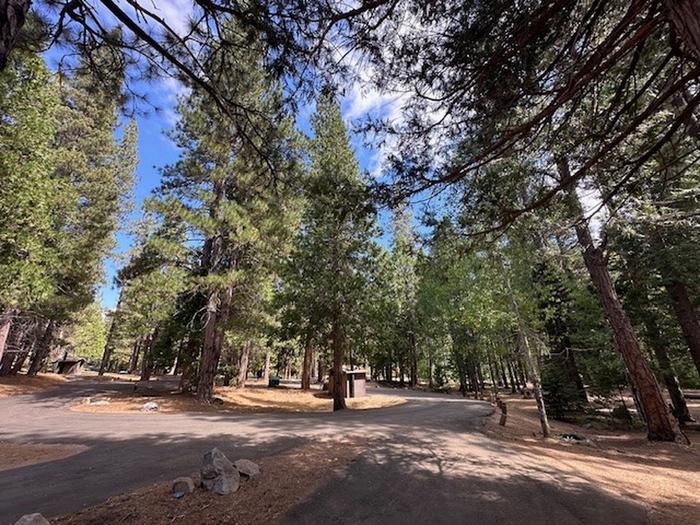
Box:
(71, 383), (405, 414)
(484, 393), (700, 525)
(0, 442), (88, 472)
(51, 439), (365, 525)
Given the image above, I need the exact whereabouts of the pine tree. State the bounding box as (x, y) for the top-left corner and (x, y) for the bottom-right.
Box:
(285, 93), (378, 411)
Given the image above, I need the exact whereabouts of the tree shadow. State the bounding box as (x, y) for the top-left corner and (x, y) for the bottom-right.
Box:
(285, 438), (651, 525)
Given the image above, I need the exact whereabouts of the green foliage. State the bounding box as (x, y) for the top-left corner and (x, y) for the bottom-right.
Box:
(65, 302), (108, 363)
(0, 50), (60, 309)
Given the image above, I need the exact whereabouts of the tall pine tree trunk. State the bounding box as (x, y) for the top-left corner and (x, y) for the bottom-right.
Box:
(128, 339), (141, 374)
(331, 318), (347, 411)
(198, 290), (222, 402)
(140, 331), (157, 381)
(0, 309), (14, 365)
(27, 320), (55, 376)
(663, 0), (700, 62)
(409, 331), (418, 387)
(559, 162), (675, 441)
(642, 314), (694, 424)
(502, 262), (551, 438)
(237, 340), (252, 388)
(99, 292), (123, 375)
(665, 280), (700, 378)
(263, 350), (271, 384)
(301, 338), (313, 390)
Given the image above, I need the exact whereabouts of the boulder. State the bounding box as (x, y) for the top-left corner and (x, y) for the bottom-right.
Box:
(234, 459), (260, 479)
(141, 401), (159, 412)
(172, 476), (195, 499)
(200, 448), (240, 495)
(14, 514), (50, 525)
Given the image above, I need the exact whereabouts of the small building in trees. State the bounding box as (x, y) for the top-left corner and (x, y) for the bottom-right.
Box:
(329, 369), (367, 398)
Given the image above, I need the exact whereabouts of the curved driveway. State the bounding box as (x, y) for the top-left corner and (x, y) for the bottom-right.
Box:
(0, 379), (649, 524)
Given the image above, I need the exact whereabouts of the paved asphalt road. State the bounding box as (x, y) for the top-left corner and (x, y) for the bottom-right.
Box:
(0, 378), (649, 524)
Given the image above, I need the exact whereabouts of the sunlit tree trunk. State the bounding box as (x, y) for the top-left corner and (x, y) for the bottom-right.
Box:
(0, 309), (14, 365)
(301, 338), (313, 390)
(237, 340), (252, 388)
(502, 263), (551, 438)
(331, 318), (347, 411)
(559, 160), (676, 441)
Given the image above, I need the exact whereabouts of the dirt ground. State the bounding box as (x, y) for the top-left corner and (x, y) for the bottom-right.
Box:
(71, 383), (405, 414)
(0, 373), (66, 397)
(51, 439), (364, 525)
(484, 393), (700, 525)
(0, 442), (88, 472)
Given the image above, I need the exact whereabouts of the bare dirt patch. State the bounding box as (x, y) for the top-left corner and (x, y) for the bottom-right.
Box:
(71, 383), (405, 414)
(485, 393), (700, 525)
(0, 373), (66, 397)
(0, 442), (88, 472)
(52, 439), (364, 525)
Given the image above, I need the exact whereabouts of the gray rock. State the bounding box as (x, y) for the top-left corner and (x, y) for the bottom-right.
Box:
(141, 401), (159, 412)
(172, 476), (195, 499)
(200, 448), (240, 495)
(234, 459), (260, 479)
(14, 514), (50, 525)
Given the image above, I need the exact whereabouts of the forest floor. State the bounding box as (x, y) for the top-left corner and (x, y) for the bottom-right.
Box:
(0, 442), (88, 472)
(484, 393), (700, 525)
(70, 379), (406, 414)
(2, 375), (697, 524)
(51, 439), (364, 525)
(0, 373), (67, 397)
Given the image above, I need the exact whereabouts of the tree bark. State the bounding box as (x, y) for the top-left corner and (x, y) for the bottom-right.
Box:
(0, 0), (30, 71)
(99, 292), (123, 375)
(665, 280), (700, 378)
(0, 315), (23, 375)
(237, 340), (252, 388)
(128, 339), (141, 374)
(663, 0), (700, 62)
(27, 320), (55, 376)
(197, 285), (231, 402)
(642, 315), (694, 424)
(263, 350), (271, 384)
(0, 309), (14, 365)
(502, 263), (551, 438)
(301, 338), (313, 390)
(178, 336), (199, 392)
(558, 162), (676, 441)
(0, 351), (13, 375)
(505, 357), (517, 392)
(140, 331), (157, 382)
(331, 318), (347, 411)
(409, 331), (418, 387)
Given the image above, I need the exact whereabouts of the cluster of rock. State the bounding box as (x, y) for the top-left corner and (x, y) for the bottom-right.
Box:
(13, 448), (259, 523)
(172, 447), (259, 499)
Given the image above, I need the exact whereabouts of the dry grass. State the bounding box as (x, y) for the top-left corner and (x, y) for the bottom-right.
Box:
(485, 393), (700, 525)
(71, 383), (405, 414)
(52, 439), (364, 525)
(0, 373), (66, 397)
(0, 441), (88, 472)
